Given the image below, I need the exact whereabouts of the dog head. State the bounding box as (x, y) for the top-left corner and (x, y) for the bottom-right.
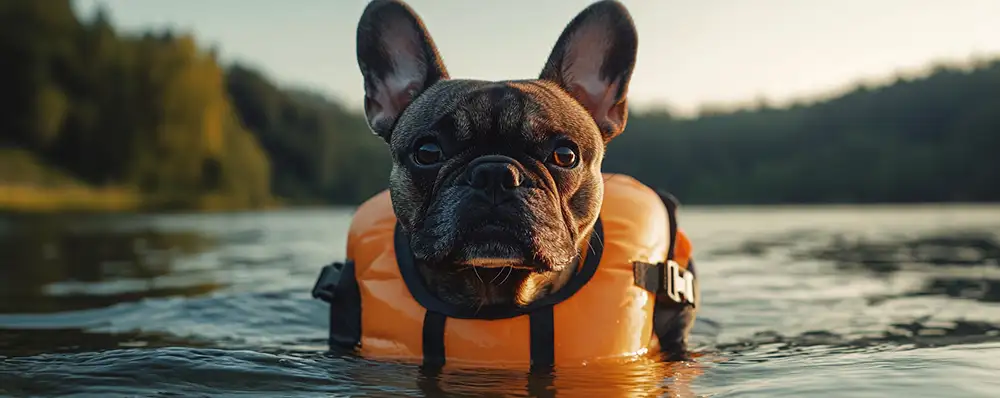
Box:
(355, 0), (638, 308)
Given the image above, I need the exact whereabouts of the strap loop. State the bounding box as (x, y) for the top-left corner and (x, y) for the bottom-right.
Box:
(312, 262), (346, 303)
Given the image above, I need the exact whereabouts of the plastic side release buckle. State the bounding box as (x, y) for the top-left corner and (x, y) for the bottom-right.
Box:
(664, 260), (697, 307)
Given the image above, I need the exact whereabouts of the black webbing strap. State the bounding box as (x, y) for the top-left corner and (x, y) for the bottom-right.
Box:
(422, 311), (447, 367)
(419, 307), (556, 369)
(529, 306), (556, 370)
(311, 261), (362, 349)
(632, 190), (697, 307)
(659, 189), (680, 262)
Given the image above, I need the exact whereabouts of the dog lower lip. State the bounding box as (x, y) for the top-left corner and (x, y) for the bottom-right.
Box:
(477, 224), (504, 232)
(461, 258), (531, 269)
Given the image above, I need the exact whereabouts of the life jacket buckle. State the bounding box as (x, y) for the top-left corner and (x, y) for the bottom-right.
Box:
(632, 259), (697, 307)
(312, 262), (346, 303)
(664, 260), (697, 307)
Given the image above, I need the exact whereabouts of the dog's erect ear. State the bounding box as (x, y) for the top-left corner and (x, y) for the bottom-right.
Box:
(539, 1), (638, 143)
(356, 0), (449, 142)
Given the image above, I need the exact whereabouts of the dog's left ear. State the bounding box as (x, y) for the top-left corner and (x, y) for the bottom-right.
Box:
(539, 0), (638, 143)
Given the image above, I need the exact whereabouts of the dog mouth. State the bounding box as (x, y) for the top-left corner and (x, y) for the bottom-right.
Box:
(451, 227), (538, 270)
(414, 189), (578, 273)
(460, 257), (534, 270)
(451, 234), (576, 272)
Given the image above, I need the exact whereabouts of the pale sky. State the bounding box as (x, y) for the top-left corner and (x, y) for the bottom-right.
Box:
(71, 0), (1000, 116)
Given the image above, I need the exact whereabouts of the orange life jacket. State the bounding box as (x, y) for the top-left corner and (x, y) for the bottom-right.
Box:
(312, 173), (698, 369)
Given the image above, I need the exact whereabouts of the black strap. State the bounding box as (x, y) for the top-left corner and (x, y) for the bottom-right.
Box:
(422, 311), (447, 368)
(632, 189), (697, 307)
(311, 262), (344, 303)
(657, 189), (681, 262)
(526, 367), (556, 398)
(529, 306), (556, 370)
(419, 308), (556, 369)
(311, 261), (362, 350)
(643, 189), (699, 356)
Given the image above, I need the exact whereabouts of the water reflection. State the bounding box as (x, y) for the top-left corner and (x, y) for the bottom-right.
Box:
(791, 229), (1000, 307)
(352, 355), (708, 398)
(704, 224), (1000, 362)
(1, 346), (709, 397)
(794, 230), (1000, 273)
(709, 227), (1000, 271)
(716, 317), (1000, 357)
(0, 327), (214, 357)
(2, 208), (1000, 397)
(910, 277), (1000, 303)
(0, 215), (222, 314)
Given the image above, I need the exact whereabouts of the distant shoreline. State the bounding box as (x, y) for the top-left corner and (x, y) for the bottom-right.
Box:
(0, 183), (281, 215)
(3, 183), (997, 216)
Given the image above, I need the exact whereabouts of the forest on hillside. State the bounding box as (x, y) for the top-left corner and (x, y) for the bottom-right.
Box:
(1, 0), (998, 212)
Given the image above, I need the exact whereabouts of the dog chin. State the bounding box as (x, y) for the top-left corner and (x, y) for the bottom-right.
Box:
(454, 243), (573, 273)
(454, 244), (533, 269)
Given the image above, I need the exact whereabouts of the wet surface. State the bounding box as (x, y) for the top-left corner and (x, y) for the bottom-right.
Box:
(1, 205), (999, 397)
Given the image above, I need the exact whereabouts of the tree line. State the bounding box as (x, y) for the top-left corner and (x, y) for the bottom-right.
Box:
(2, 0), (997, 211)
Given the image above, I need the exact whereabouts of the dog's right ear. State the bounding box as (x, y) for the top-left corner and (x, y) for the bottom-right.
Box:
(356, 0), (449, 142)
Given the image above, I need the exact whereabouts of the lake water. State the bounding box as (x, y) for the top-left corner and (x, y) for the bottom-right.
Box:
(1, 204), (999, 397)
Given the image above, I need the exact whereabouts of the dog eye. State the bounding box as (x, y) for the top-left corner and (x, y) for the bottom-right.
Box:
(413, 141), (444, 165)
(549, 146), (577, 168)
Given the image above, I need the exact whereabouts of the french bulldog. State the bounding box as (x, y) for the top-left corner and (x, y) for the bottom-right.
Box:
(355, 0), (640, 310)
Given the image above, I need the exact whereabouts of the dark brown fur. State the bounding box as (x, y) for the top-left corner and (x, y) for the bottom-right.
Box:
(356, 0), (638, 309)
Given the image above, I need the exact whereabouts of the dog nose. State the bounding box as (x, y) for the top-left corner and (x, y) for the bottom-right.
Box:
(468, 156), (523, 203)
(470, 162), (521, 190)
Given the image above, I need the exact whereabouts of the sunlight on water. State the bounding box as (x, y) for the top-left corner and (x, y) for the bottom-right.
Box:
(1, 205), (1000, 397)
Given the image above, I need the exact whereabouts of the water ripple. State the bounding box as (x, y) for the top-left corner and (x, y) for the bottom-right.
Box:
(2, 206), (1000, 397)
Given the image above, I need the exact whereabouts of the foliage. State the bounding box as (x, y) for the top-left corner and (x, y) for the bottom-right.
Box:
(0, 0), (270, 211)
(1, 0), (997, 212)
(605, 63), (1000, 204)
(225, 67), (390, 205)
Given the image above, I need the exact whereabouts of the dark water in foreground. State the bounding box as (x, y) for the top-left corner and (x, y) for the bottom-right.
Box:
(1, 205), (1000, 397)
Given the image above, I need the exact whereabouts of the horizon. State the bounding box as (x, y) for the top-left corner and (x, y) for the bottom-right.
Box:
(69, 0), (1000, 117)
